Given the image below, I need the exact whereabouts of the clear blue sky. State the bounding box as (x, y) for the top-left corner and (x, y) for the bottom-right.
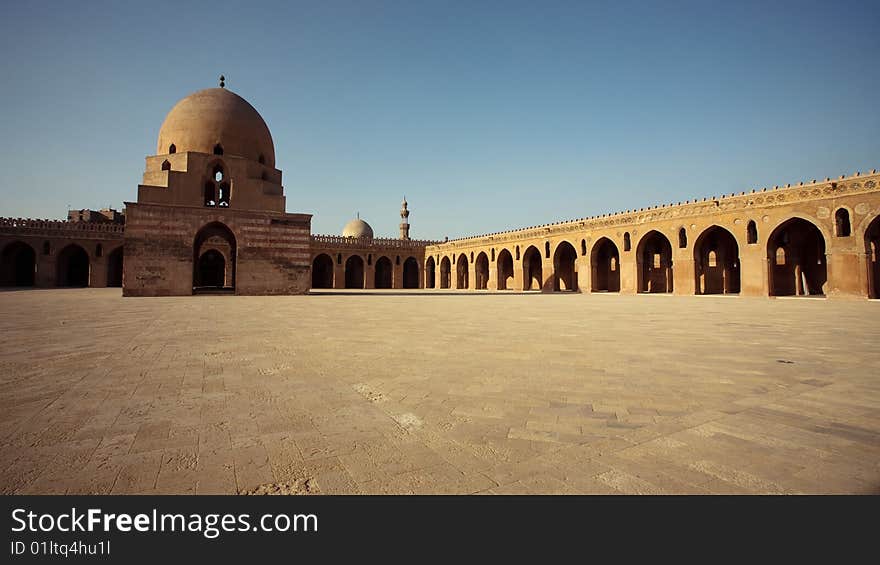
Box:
(1, 0), (877, 239)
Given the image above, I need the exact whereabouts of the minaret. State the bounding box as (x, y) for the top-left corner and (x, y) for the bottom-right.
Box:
(399, 197), (410, 240)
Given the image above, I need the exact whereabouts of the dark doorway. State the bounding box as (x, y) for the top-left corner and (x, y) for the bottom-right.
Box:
(694, 226), (740, 294)
(591, 238), (620, 292)
(767, 218), (826, 296)
(475, 252), (489, 290)
(312, 253), (334, 289)
(522, 246), (542, 290)
(440, 256), (451, 289)
(345, 255), (365, 289)
(375, 256), (393, 289)
(456, 254), (469, 289)
(107, 246), (123, 287)
(867, 216), (880, 298)
(57, 244), (90, 287)
(425, 257), (436, 289)
(553, 241), (578, 291)
(496, 249), (514, 290)
(403, 257), (419, 289)
(193, 222), (236, 292)
(637, 231), (673, 293)
(1, 241), (36, 287)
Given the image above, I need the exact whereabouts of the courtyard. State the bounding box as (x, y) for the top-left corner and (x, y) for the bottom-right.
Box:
(0, 288), (878, 494)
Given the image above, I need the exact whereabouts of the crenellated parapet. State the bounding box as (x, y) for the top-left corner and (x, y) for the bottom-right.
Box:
(0, 217), (125, 238)
(432, 170), (879, 248)
(310, 234), (439, 249)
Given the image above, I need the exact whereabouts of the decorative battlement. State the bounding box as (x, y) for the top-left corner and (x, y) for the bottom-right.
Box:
(0, 217), (125, 235)
(437, 169), (879, 246)
(311, 234), (439, 248)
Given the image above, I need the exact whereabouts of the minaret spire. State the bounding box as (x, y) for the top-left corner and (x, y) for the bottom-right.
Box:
(399, 197), (410, 240)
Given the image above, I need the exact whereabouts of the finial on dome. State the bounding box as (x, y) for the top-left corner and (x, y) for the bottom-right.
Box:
(219, 75), (225, 88)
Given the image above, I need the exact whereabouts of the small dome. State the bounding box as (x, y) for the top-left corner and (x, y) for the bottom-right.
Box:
(342, 218), (374, 239)
(157, 87), (275, 167)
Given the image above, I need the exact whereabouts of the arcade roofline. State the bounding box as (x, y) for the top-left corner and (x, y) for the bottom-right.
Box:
(436, 169), (879, 246)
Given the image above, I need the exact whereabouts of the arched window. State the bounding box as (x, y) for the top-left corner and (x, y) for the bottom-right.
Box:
(367, 254), (372, 266)
(678, 227), (687, 248)
(470, 252), (474, 263)
(835, 208), (851, 237)
(708, 250), (717, 267)
(161, 160), (171, 171)
(581, 239), (587, 256)
(396, 255), (400, 265)
(623, 232), (631, 252)
(775, 247), (786, 265)
(747, 220), (758, 244)
(43, 241), (50, 255)
(491, 248), (495, 261)
(213, 144), (224, 155)
(337, 253), (342, 265)
(515, 246), (520, 260)
(96, 244), (103, 258)
(545, 242), (550, 258)
(168, 144), (176, 154)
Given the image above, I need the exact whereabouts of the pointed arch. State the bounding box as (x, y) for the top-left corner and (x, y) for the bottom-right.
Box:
(552, 241), (578, 291)
(440, 256), (451, 289)
(694, 226), (740, 295)
(456, 253), (469, 289)
(767, 217), (826, 296)
(637, 231), (673, 293)
(375, 256), (393, 289)
(475, 252), (489, 290)
(590, 237), (620, 292)
(193, 222), (236, 292)
(496, 248), (514, 290)
(345, 255), (365, 289)
(425, 256), (436, 289)
(311, 253), (334, 289)
(1, 241), (36, 287)
(403, 256), (419, 288)
(522, 245), (542, 290)
(57, 243), (90, 287)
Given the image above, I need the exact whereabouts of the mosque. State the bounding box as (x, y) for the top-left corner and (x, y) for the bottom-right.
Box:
(1, 82), (879, 299)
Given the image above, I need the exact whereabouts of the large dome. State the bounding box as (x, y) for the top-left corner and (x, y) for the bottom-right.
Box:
(157, 87), (275, 167)
(342, 218), (374, 239)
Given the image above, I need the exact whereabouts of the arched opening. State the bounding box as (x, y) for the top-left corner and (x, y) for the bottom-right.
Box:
(96, 243), (103, 258)
(623, 232), (631, 252)
(213, 144), (223, 155)
(193, 222), (235, 292)
(106, 246), (123, 287)
(866, 216), (880, 299)
(375, 256), (393, 289)
(161, 160), (171, 171)
(440, 256), (451, 289)
(1, 241), (36, 287)
(515, 246), (520, 260)
(678, 227), (688, 249)
(311, 254), (334, 289)
(747, 220), (758, 244)
(553, 241), (578, 291)
(456, 254), (469, 289)
(43, 241), (50, 255)
(345, 255), (365, 289)
(168, 144), (176, 154)
(425, 256), (436, 289)
(835, 208), (851, 237)
(544, 242), (550, 258)
(767, 218), (827, 296)
(590, 238), (620, 292)
(197, 250), (226, 287)
(694, 226), (740, 295)
(580, 239), (587, 256)
(57, 244), (90, 287)
(522, 246), (542, 290)
(491, 248), (495, 261)
(637, 231), (673, 293)
(403, 257), (419, 289)
(496, 249), (514, 290)
(475, 252), (489, 290)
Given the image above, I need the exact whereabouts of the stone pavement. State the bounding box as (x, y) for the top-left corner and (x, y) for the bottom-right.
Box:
(1, 288), (878, 494)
